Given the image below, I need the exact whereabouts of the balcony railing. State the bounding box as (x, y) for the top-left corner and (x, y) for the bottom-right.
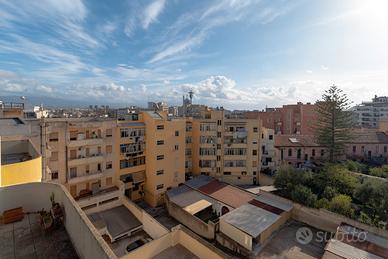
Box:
(68, 153), (104, 166)
(68, 169), (113, 184)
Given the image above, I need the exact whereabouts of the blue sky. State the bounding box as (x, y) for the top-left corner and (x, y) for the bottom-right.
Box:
(1, 0), (388, 109)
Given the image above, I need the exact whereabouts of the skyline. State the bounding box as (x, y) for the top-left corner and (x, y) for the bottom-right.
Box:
(1, 0), (388, 109)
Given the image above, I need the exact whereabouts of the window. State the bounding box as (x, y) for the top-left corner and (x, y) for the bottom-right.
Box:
(106, 177), (112, 186)
(157, 125), (164, 130)
(106, 145), (112, 154)
(297, 149), (302, 159)
(175, 130), (179, 136)
(288, 149), (292, 157)
(312, 149), (316, 157)
(51, 171), (58, 180)
(252, 150), (257, 156)
(50, 151), (59, 161)
(269, 135), (273, 140)
(353, 146), (356, 153)
(361, 146), (365, 153)
(217, 120), (222, 126)
(224, 148), (247, 156)
(49, 132), (59, 142)
(70, 167), (77, 178)
(185, 148), (192, 156)
(156, 184), (164, 190)
(217, 144), (221, 149)
(157, 140), (164, 145)
(321, 149), (325, 156)
(157, 155), (164, 160)
(106, 161), (112, 169)
(120, 128), (129, 138)
(253, 127), (258, 132)
(106, 129), (112, 137)
(217, 132), (222, 138)
(224, 172), (231, 175)
(120, 156), (146, 169)
(252, 161), (257, 167)
(200, 148), (216, 156)
(217, 155), (221, 161)
(175, 145), (179, 150)
(157, 170), (164, 175)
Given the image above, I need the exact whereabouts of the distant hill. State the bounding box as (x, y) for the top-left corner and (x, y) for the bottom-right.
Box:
(0, 95), (132, 109)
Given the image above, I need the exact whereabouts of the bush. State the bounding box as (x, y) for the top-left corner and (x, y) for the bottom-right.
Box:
(369, 167), (388, 178)
(328, 194), (354, 218)
(343, 160), (366, 172)
(323, 186), (338, 200)
(325, 165), (359, 196)
(315, 198), (330, 209)
(291, 184), (317, 207)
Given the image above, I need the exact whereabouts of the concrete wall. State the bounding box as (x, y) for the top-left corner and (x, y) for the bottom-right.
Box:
(122, 196), (169, 239)
(0, 183), (116, 259)
(219, 218), (252, 251)
(122, 225), (228, 259)
(292, 204), (388, 237)
(165, 195), (217, 239)
(259, 173), (274, 186)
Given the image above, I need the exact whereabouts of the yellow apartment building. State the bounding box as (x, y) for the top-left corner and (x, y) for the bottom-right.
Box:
(188, 109), (262, 185)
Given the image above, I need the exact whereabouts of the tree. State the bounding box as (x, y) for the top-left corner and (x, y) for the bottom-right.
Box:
(291, 185), (317, 207)
(314, 85), (354, 162)
(328, 194), (354, 218)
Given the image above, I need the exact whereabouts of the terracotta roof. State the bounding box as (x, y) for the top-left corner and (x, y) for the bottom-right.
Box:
(197, 179), (256, 208)
(351, 129), (388, 144)
(274, 135), (320, 147)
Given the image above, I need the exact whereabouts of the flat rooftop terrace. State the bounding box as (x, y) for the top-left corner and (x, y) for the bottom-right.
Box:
(151, 244), (198, 259)
(0, 213), (78, 259)
(257, 221), (327, 259)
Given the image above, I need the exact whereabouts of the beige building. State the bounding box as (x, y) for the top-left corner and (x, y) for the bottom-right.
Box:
(188, 109), (262, 185)
(42, 111), (186, 208)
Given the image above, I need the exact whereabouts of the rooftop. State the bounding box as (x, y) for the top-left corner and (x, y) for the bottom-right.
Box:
(88, 205), (142, 240)
(221, 203), (280, 238)
(151, 244), (198, 259)
(0, 213), (78, 258)
(274, 135), (320, 147)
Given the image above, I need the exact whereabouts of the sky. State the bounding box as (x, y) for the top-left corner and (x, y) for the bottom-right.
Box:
(1, 0), (388, 109)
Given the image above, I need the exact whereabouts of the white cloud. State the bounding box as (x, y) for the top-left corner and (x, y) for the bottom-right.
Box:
(321, 65), (329, 71)
(37, 85), (53, 93)
(142, 0), (166, 29)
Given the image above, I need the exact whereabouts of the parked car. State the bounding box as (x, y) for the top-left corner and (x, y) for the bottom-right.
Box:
(126, 239), (146, 253)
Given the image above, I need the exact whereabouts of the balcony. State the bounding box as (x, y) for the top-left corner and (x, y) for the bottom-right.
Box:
(76, 186), (122, 210)
(68, 169), (113, 185)
(68, 137), (103, 147)
(68, 153), (104, 167)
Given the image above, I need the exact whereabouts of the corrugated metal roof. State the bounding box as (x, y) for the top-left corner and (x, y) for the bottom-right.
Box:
(221, 203), (279, 238)
(325, 239), (382, 259)
(254, 193), (293, 212)
(168, 185), (216, 208)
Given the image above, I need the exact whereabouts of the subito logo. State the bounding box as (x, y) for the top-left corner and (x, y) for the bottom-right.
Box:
(296, 227), (313, 245)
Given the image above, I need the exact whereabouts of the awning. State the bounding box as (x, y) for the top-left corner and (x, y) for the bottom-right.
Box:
(183, 199), (212, 215)
(132, 171), (145, 184)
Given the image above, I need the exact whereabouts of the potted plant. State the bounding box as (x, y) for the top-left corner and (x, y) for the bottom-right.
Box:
(39, 209), (53, 230)
(50, 192), (63, 219)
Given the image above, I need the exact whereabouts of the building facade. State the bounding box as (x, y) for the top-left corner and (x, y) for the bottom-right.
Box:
(188, 109), (262, 185)
(246, 102), (316, 135)
(352, 95), (388, 128)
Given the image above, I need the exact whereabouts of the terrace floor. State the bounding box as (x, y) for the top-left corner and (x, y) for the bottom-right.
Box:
(0, 213), (79, 259)
(257, 221), (327, 259)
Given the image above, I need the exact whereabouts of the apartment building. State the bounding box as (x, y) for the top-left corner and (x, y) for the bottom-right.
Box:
(117, 111), (186, 207)
(261, 127), (276, 172)
(246, 102), (316, 135)
(189, 109), (262, 185)
(42, 118), (117, 200)
(0, 101), (24, 118)
(352, 95), (388, 128)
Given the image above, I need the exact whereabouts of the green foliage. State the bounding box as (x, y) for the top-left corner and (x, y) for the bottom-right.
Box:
(369, 167), (388, 178)
(291, 185), (317, 207)
(343, 160), (366, 172)
(323, 186), (337, 200)
(328, 194), (354, 218)
(314, 85), (354, 162)
(315, 198), (330, 209)
(324, 165), (359, 196)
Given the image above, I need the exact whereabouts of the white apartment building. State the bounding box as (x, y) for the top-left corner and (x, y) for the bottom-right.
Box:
(352, 95), (388, 128)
